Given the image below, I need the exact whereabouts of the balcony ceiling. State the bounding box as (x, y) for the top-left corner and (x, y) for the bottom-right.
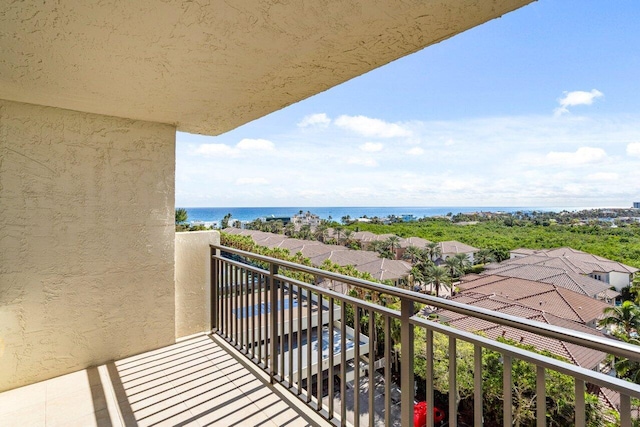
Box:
(0, 0), (533, 135)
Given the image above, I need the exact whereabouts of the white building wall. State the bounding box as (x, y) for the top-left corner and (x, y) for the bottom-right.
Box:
(608, 271), (632, 291)
(0, 100), (176, 392)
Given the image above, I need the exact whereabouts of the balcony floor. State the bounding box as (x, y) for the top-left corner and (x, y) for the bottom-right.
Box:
(0, 334), (331, 427)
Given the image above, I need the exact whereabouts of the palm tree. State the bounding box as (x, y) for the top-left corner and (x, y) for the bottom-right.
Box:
(425, 242), (442, 262)
(424, 265), (451, 297)
(284, 222), (295, 237)
(611, 336), (640, 384)
(314, 224), (329, 242)
(475, 248), (496, 265)
(297, 224), (313, 240)
(630, 274), (640, 305)
(598, 301), (640, 335)
(343, 229), (354, 246)
(444, 257), (464, 279)
(175, 208), (188, 225)
(334, 225), (344, 244)
(221, 212), (232, 229)
(385, 236), (401, 259)
(453, 253), (471, 273)
(403, 246), (422, 264)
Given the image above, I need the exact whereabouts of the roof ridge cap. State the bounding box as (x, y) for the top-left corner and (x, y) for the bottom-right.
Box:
(514, 288), (553, 301)
(555, 289), (585, 322)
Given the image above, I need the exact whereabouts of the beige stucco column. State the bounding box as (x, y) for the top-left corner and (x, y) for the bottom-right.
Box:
(0, 100), (176, 392)
(175, 231), (220, 338)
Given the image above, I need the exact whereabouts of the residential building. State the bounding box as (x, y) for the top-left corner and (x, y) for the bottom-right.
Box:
(506, 247), (637, 290)
(438, 240), (479, 264)
(292, 211), (322, 228)
(483, 262), (618, 300)
(458, 274), (612, 327)
(436, 292), (608, 370)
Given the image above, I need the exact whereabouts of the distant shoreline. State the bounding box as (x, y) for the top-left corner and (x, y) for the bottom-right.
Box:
(180, 205), (637, 224)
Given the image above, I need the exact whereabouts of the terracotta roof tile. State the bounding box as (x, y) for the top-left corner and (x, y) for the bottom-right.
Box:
(438, 240), (478, 254)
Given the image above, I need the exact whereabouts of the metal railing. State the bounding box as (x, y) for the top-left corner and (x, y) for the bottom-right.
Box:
(210, 244), (640, 426)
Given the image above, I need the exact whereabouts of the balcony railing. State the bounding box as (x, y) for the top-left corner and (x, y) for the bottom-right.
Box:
(210, 244), (640, 427)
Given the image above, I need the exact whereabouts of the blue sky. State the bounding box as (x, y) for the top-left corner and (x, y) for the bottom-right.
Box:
(176, 0), (640, 208)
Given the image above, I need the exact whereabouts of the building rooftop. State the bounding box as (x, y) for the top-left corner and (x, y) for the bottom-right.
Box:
(483, 263), (615, 298)
(438, 240), (479, 254)
(458, 274), (612, 324)
(508, 247), (638, 274)
(438, 293), (609, 369)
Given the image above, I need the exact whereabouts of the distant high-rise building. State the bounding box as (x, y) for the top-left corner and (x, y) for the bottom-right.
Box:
(634, 202), (640, 209)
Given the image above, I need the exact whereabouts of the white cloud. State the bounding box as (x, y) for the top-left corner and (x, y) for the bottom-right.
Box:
(194, 143), (238, 157)
(335, 115), (412, 138)
(586, 172), (618, 181)
(193, 138), (274, 158)
(627, 142), (640, 157)
(347, 157), (378, 167)
(236, 177), (270, 185)
(236, 138), (275, 151)
(554, 89), (603, 116)
(359, 142), (383, 152)
(406, 147), (424, 155)
(298, 113), (331, 128)
(545, 147), (606, 165)
(178, 113), (640, 207)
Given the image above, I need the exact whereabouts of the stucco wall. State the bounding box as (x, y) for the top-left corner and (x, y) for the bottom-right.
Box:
(0, 100), (176, 392)
(609, 271), (631, 291)
(175, 231), (220, 338)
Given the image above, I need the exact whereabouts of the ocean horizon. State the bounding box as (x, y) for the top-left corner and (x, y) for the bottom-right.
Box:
(179, 206), (602, 224)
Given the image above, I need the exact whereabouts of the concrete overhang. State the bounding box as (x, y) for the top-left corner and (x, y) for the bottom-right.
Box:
(0, 0), (533, 135)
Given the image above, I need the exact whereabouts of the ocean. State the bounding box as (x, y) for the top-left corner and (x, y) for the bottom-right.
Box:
(180, 206), (586, 225)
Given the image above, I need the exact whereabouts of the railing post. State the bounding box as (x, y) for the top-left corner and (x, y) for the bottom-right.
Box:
(210, 246), (219, 332)
(401, 297), (415, 427)
(269, 261), (279, 384)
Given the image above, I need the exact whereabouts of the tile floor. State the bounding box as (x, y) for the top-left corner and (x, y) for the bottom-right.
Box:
(0, 334), (331, 427)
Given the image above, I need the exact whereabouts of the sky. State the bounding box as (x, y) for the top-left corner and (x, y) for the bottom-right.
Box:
(176, 0), (640, 208)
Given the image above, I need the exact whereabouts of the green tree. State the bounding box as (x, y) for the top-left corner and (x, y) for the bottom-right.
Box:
(333, 225), (344, 244)
(297, 224), (313, 240)
(424, 265), (451, 297)
(284, 222), (296, 237)
(385, 235), (401, 259)
(425, 242), (442, 262)
(598, 301), (640, 335)
(403, 245), (422, 264)
(343, 229), (354, 246)
(475, 248), (496, 265)
(175, 208), (188, 225)
(221, 212), (232, 229)
(444, 257), (464, 278)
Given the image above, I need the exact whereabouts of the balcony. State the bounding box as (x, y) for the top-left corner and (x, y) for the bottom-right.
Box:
(0, 333), (331, 427)
(2, 241), (640, 427)
(208, 244), (640, 427)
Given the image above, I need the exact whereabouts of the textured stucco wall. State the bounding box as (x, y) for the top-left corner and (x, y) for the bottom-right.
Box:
(0, 100), (176, 392)
(175, 231), (220, 338)
(0, 0), (534, 135)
